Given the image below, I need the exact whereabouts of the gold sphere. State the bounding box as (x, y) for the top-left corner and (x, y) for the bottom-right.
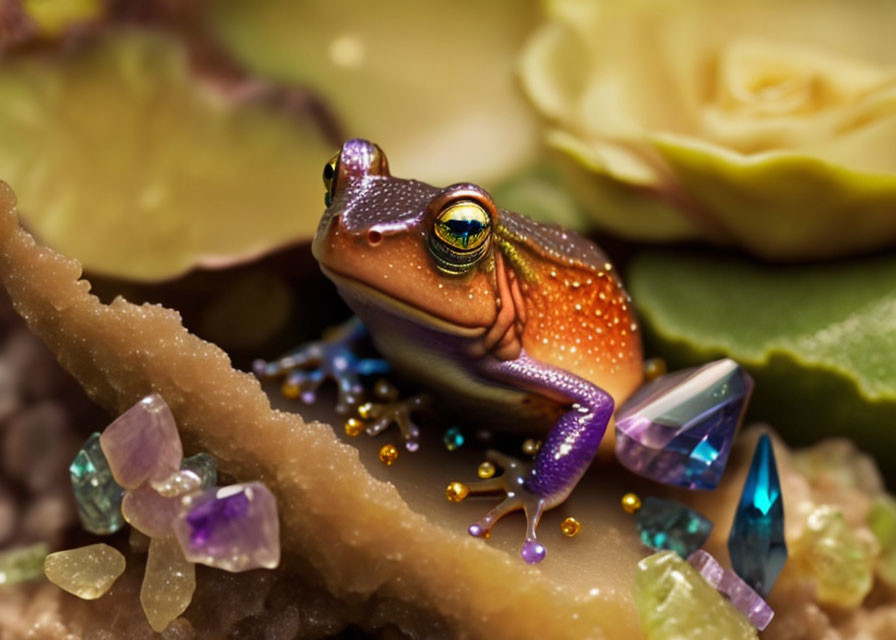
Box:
(560, 517), (581, 537)
(477, 461), (496, 479)
(344, 417), (364, 437)
(378, 444), (399, 466)
(445, 481), (470, 503)
(621, 493), (643, 514)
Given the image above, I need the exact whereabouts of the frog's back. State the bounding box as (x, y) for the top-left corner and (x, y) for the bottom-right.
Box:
(497, 209), (643, 403)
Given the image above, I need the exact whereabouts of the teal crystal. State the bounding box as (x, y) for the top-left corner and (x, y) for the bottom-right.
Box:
(635, 496), (713, 558)
(443, 427), (464, 451)
(182, 453), (217, 489)
(70, 433), (125, 535)
(728, 434), (787, 596)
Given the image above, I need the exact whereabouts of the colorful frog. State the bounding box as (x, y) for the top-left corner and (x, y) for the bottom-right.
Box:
(256, 139), (644, 563)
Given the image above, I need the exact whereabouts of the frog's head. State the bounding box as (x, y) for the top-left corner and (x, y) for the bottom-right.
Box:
(312, 139), (499, 333)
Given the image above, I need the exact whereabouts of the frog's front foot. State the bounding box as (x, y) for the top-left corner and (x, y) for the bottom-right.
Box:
(455, 450), (550, 564)
(253, 317), (389, 413)
(356, 386), (429, 452)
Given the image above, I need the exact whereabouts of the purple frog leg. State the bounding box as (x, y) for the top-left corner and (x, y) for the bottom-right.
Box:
(464, 351), (614, 563)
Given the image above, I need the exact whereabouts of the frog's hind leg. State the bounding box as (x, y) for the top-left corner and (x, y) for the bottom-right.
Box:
(456, 351), (614, 564)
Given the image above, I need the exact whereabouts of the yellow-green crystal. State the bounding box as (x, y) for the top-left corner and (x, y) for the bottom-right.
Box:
(869, 495), (896, 587)
(634, 551), (757, 640)
(792, 505), (878, 608)
(140, 537), (196, 632)
(0, 542), (49, 585)
(43, 543), (126, 599)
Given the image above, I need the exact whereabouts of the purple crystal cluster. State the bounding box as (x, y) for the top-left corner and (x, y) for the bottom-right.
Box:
(93, 394), (280, 572)
(687, 550), (774, 630)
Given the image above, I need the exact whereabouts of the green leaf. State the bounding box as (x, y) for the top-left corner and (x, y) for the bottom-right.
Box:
(0, 30), (333, 281)
(627, 251), (896, 464)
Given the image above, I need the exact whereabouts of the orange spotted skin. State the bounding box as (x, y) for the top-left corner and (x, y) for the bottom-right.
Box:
(519, 252), (642, 404)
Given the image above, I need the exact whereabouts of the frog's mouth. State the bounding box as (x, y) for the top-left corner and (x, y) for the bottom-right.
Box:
(319, 265), (486, 339)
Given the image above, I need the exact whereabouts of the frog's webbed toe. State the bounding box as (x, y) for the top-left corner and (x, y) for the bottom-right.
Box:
(457, 450), (548, 564)
(357, 392), (429, 451)
(253, 317), (390, 413)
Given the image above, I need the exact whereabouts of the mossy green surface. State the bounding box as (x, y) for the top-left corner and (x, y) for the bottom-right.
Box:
(628, 251), (896, 467)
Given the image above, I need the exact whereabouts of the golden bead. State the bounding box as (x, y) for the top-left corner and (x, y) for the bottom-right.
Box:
(445, 481), (469, 503)
(344, 417), (364, 437)
(280, 380), (301, 399)
(358, 402), (376, 419)
(560, 517), (581, 537)
(644, 357), (667, 382)
(522, 439), (542, 455)
(378, 444), (398, 466)
(477, 461), (496, 479)
(621, 493), (642, 514)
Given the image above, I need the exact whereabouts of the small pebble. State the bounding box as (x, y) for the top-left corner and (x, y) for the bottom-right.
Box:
(44, 543), (126, 599)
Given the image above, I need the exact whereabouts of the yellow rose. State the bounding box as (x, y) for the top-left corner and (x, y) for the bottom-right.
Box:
(521, 0), (896, 259)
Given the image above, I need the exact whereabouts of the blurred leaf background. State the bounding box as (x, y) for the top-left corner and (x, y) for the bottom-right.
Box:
(0, 0), (895, 473)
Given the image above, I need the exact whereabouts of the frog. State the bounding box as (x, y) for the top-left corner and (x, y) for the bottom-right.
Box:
(257, 139), (644, 563)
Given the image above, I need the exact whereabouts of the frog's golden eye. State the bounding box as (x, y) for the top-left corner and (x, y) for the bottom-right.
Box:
(322, 153), (339, 206)
(428, 200), (492, 274)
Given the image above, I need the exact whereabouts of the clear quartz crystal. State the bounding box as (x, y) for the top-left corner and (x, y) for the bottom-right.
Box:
(141, 536), (196, 632)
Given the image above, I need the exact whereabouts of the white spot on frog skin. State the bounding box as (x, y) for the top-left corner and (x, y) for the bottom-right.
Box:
(329, 35), (365, 68)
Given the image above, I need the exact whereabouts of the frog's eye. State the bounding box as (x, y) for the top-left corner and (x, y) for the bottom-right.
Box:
(428, 200), (492, 274)
(322, 153), (340, 207)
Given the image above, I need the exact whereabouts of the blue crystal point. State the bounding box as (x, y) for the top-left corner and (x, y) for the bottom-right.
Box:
(728, 433), (787, 596)
(615, 359), (753, 489)
(635, 497), (713, 558)
(69, 433), (125, 535)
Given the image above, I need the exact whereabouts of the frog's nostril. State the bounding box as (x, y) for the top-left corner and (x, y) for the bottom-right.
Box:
(367, 230), (383, 246)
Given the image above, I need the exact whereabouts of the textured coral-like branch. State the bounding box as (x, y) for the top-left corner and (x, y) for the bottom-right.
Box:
(0, 181), (637, 640)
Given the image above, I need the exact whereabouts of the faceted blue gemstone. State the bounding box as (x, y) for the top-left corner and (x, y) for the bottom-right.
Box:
(443, 427), (464, 451)
(728, 433), (787, 596)
(615, 359), (753, 490)
(69, 433), (125, 535)
(635, 496), (713, 558)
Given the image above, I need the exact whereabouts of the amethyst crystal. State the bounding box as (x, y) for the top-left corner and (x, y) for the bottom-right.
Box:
(687, 549), (774, 630)
(99, 394), (182, 489)
(173, 483), (279, 572)
(615, 359), (753, 490)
